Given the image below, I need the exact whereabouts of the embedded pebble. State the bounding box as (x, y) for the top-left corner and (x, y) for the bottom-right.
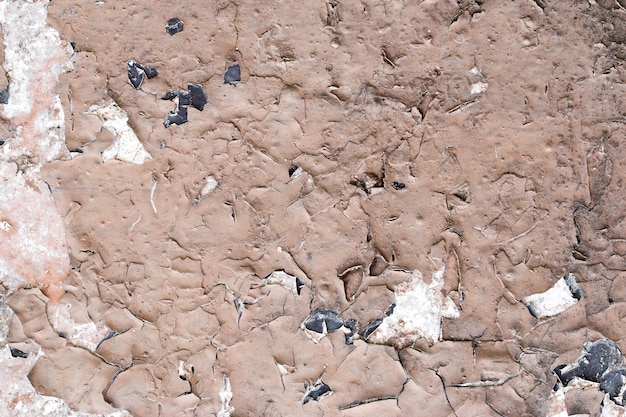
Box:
(166, 17), (184, 35)
(224, 64), (241, 86)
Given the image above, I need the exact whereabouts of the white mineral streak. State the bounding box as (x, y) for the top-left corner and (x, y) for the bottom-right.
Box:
(218, 375), (235, 417)
(522, 276), (578, 319)
(88, 102), (152, 164)
(369, 266), (460, 346)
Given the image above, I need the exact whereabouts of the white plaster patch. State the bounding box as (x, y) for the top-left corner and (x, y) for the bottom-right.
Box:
(263, 270), (300, 295)
(368, 266), (460, 347)
(88, 102), (152, 164)
(0, 165), (70, 298)
(522, 274), (580, 319)
(218, 375), (234, 417)
(0, 0), (72, 163)
(47, 303), (111, 352)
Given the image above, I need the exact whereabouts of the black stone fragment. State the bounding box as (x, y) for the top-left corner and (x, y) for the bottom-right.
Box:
(526, 304), (539, 319)
(166, 17), (184, 35)
(360, 317), (383, 339)
(295, 277), (305, 295)
(162, 84), (207, 127)
(391, 181), (405, 190)
(579, 339), (623, 382)
(161, 90), (179, 101)
(303, 380), (332, 404)
(137, 63), (158, 79)
(0, 140), (4, 146)
(600, 368), (626, 404)
(10, 347), (28, 358)
(224, 64), (241, 86)
(289, 164), (299, 177)
(304, 308), (343, 333)
(565, 273), (583, 300)
(127, 60), (158, 89)
(164, 103), (188, 127)
(188, 83), (208, 111)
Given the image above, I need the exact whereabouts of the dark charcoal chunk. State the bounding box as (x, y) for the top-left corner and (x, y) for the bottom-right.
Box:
(385, 303), (396, 316)
(565, 273), (583, 300)
(164, 104), (188, 128)
(391, 181), (406, 190)
(127, 61), (144, 89)
(0, 86), (9, 104)
(600, 368), (626, 404)
(303, 380), (332, 404)
(166, 17), (184, 35)
(10, 347), (28, 358)
(161, 90), (179, 101)
(0, 140), (5, 146)
(295, 277), (305, 295)
(188, 84), (207, 111)
(224, 64), (241, 85)
(343, 318), (357, 345)
(289, 163), (299, 177)
(178, 91), (192, 106)
(304, 308), (343, 333)
(137, 63), (158, 79)
(554, 363), (583, 386)
(360, 317), (383, 339)
(579, 339), (623, 382)
(555, 339), (624, 387)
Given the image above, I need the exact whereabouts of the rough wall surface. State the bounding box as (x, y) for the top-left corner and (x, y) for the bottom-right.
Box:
(3, 0), (626, 416)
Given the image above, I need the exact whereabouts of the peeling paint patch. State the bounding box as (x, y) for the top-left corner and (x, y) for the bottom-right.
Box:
(522, 273), (581, 319)
(88, 102), (152, 164)
(368, 266), (459, 348)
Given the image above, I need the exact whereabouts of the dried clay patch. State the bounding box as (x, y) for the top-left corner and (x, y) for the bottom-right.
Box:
(4, 1), (626, 416)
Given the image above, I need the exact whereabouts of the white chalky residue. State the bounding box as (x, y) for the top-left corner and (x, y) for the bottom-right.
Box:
(470, 81), (488, 95)
(369, 266), (460, 346)
(88, 102), (152, 164)
(195, 176), (218, 203)
(218, 375), (235, 417)
(522, 276), (578, 319)
(0, 220), (11, 231)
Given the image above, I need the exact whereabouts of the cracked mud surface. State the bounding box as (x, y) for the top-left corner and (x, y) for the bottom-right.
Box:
(5, 0), (626, 416)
